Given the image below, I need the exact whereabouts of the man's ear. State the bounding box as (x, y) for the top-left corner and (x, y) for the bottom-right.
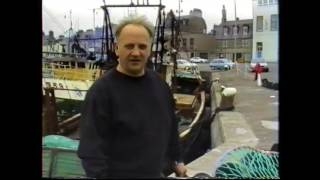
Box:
(115, 43), (119, 56)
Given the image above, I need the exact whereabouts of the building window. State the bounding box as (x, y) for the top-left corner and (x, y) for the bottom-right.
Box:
(236, 39), (241, 48)
(274, 0), (278, 3)
(190, 38), (194, 49)
(218, 41), (222, 48)
(223, 26), (229, 36)
(263, 0), (268, 5)
(199, 53), (208, 59)
(271, 14), (278, 31)
(233, 26), (239, 36)
(178, 39), (181, 47)
(242, 39), (249, 48)
(269, 0), (274, 4)
(243, 25), (249, 35)
(257, 42), (263, 58)
(182, 38), (187, 49)
(228, 40), (233, 48)
(257, 16), (263, 32)
(223, 40), (228, 48)
(258, 0), (263, 5)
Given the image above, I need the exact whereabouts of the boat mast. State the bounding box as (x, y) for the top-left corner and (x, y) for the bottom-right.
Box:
(168, 10), (179, 92)
(68, 10), (72, 54)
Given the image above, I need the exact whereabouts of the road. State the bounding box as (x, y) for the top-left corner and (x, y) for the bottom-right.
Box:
(197, 63), (279, 150)
(197, 62), (279, 83)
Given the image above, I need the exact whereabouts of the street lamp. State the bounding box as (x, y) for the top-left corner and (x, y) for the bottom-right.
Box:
(234, 0), (237, 63)
(233, 0), (241, 75)
(176, 0), (183, 56)
(178, 0), (183, 18)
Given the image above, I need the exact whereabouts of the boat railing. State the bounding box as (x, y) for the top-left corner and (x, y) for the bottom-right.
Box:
(42, 62), (101, 81)
(52, 69), (99, 81)
(179, 91), (205, 138)
(42, 51), (85, 59)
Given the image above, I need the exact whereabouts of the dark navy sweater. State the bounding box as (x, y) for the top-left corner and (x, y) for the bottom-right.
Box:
(77, 68), (181, 178)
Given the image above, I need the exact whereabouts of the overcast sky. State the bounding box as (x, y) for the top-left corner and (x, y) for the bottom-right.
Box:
(43, 0), (253, 37)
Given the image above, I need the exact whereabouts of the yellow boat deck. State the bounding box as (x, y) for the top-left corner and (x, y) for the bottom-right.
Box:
(43, 61), (103, 81)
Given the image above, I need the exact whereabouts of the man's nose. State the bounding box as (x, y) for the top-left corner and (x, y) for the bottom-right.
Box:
(131, 47), (141, 56)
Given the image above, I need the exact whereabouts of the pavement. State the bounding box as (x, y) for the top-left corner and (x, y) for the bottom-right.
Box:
(212, 67), (278, 150)
(169, 67), (279, 177)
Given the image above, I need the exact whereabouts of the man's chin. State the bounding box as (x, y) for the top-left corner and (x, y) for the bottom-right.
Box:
(127, 67), (145, 76)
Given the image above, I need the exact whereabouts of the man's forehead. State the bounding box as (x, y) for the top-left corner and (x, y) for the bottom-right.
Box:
(119, 24), (150, 37)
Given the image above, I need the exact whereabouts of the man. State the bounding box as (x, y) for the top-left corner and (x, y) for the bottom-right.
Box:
(254, 63), (262, 81)
(77, 15), (187, 178)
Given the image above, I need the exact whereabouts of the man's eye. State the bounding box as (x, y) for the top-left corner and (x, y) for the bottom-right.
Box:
(139, 45), (147, 50)
(125, 44), (134, 49)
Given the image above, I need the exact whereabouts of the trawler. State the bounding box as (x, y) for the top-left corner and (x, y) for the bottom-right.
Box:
(42, 56), (102, 101)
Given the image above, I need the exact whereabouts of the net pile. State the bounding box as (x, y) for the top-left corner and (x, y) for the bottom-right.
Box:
(213, 146), (279, 179)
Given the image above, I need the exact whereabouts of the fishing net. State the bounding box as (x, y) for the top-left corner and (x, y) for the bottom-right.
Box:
(213, 146), (279, 179)
(42, 135), (85, 178)
(42, 135), (79, 150)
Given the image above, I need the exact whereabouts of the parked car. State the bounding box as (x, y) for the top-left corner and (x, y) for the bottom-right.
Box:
(209, 58), (234, 70)
(225, 59), (236, 69)
(249, 58), (269, 72)
(177, 59), (198, 70)
(190, 57), (208, 63)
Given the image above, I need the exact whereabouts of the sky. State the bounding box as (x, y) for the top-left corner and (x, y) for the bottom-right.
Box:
(43, 0), (253, 37)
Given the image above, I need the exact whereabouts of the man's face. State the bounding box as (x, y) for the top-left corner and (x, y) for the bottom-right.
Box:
(115, 24), (151, 76)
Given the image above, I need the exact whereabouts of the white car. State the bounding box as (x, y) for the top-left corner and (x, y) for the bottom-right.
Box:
(249, 58), (269, 72)
(190, 57), (208, 63)
(176, 59), (198, 70)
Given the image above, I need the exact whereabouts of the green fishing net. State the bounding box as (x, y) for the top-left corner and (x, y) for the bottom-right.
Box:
(42, 135), (79, 150)
(42, 135), (85, 178)
(213, 146), (279, 179)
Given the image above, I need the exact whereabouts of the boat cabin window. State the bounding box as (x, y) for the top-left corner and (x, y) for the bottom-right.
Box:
(61, 61), (70, 68)
(77, 62), (85, 68)
(71, 62), (76, 68)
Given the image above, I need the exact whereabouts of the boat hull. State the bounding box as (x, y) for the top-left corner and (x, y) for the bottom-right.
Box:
(42, 78), (93, 101)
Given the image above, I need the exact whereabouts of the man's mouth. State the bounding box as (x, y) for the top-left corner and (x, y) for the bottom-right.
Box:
(130, 59), (141, 62)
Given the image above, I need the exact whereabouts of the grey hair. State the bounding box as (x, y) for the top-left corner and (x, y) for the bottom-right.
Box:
(115, 15), (154, 39)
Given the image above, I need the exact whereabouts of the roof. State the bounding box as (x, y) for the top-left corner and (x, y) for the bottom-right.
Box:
(165, 14), (207, 34)
(221, 19), (253, 26)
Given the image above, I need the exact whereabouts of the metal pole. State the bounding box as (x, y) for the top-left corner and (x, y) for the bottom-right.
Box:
(234, 0), (237, 62)
(68, 10), (72, 53)
(234, 0), (240, 75)
(177, 0), (181, 58)
(93, 9), (95, 52)
(178, 0), (181, 19)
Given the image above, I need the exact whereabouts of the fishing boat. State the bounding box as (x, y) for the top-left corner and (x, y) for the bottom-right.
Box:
(42, 56), (103, 101)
